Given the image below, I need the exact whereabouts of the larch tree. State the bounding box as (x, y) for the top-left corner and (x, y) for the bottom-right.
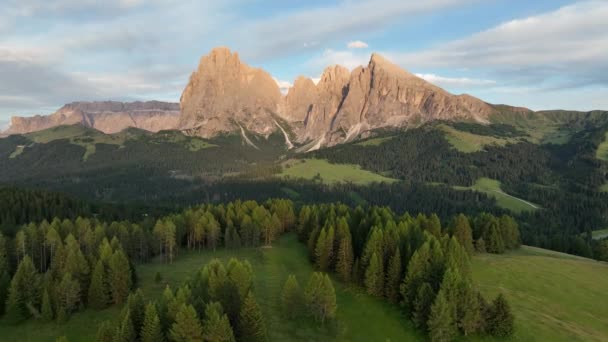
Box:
(5, 256), (40, 323)
(141, 302), (164, 342)
(238, 292), (267, 342)
(427, 291), (457, 342)
(169, 304), (203, 342)
(364, 252), (385, 297)
(109, 249), (132, 304)
(88, 260), (108, 309)
(202, 302), (236, 342)
(281, 275), (303, 319)
(385, 248), (402, 303)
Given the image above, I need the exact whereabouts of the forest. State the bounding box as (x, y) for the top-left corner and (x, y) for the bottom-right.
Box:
(0, 195), (520, 341)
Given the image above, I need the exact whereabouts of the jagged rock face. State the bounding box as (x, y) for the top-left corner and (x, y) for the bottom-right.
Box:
(179, 47), (282, 137)
(280, 53), (496, 146)
(5, 101), (180, 135)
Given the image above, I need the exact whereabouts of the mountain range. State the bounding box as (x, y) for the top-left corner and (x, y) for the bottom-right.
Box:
(0, 47), (554, 148)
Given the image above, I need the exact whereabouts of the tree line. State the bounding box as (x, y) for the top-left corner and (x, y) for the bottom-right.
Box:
(297, 204), (519, 341)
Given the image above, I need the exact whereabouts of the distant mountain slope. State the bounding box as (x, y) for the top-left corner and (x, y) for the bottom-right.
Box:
(5, 101), (180, 135)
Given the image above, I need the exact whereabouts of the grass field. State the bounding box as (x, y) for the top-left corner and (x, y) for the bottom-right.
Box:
(2, 235), (607, 341)
(280, 159), (396, 185)
(600, 183), (608, 192)
(453, 178), (539, 213)
(591, 228), (608, 240)
(596, 131), (608, 161)
(439, 125), (516, 153)
(356, 136), (395, 146)
(472, 246), (608, 342)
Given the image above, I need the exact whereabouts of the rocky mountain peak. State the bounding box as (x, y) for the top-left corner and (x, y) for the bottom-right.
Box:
(179, 47), (281, 137)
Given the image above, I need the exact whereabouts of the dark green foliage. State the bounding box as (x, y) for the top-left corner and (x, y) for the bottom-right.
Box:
(364, 252), (384, 297)
(486, 294), (515, 337)
(154, 272), (162, 284)
(41, 289), (54, 321)
(412, 282), (434, 330)
(56, 272), (81, 321)
(451, 214), (474, 255)
(117, 308), (136, 342)
(385, 248), (402, 303)
(109, 250), (132, 304)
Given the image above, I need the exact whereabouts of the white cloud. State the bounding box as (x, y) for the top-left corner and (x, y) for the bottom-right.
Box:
(348, 40), (369, 49)
(415, 73), (496, 88)
(273, 77), (293, 94)
(310, 49), (369, 71)
(391, 1), (608, 87)
(240, 0), (476, 58)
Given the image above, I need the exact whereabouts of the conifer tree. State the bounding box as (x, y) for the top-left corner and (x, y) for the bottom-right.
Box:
(202, 302), (236, 342)
(475, 238), (486, 253)
(335, 232), (354, 282)
(364, 252), (384, 297)
(385, 248), (402, 303)
(88, 260), (108, 309)
(304, 273), (337, 324)
(412, 282), (434, 330)
(5, 256), (40, 323)
(314, 228), (329, 270)
(281, 275), (303, 319)
(128, 289), (146, 336)
(458, 287), (482, 336)
(169, 304), (203, 342)
(487, 294), (514, 337)
(117, 308), (136, 342)
(96, 320), (114, 342)
(0, 270), (10, 315)
(109, 250), (132, 304)
(238, 292), (267, 342)
(141, 302), (164, 342)
(427, 291), (457, 342)
(452, 214), (474, 255)
(41, 288), (54, 321)
(56, 272), (81, 321)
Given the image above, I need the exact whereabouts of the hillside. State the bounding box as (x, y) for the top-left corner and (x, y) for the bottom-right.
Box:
(473, 246), (608, 341)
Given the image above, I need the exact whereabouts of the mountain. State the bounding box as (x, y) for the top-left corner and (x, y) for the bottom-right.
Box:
(179, 47), (282, 138)
(5, 101), (180, 135)
(180, 47), (496, 147)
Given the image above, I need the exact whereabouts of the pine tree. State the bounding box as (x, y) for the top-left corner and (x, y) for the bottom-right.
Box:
(475, 238), (486, 253)
(238, 292), (267, 342)
(364, 252), (384, 297)
(88, 260), (108, 309)
(41, 288), (54, 321)
(202, 302), (236, 342)
(169, 304), (203, 342)
(281, 275), (303, 319)
(335, 232), (354, 282)
(385, 248), (402, 303)
(109, 250), (132, 304)
(96, 320), (114, 342)
(412, 282), (434, 330)
(0, 270), (10, 316)
(487, 294), (514, 337)
(141, 302), (164, 342)
(427, 291), (457, 342)
(486, 226), (505, 254)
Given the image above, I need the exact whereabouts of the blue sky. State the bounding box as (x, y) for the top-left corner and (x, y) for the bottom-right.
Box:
(1, 0), (607, 128)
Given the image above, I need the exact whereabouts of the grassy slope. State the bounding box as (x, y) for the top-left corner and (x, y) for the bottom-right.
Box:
(356, 136), (395, 146)
(596, 131), (608, 161)
(591, 228), (608, 240)
(453, 178), (538, 213)
(472, 246), (608, 342)
(138, 234), (420, 342)
(439, 125), (515, 153)
(280, 159), (397, 185)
